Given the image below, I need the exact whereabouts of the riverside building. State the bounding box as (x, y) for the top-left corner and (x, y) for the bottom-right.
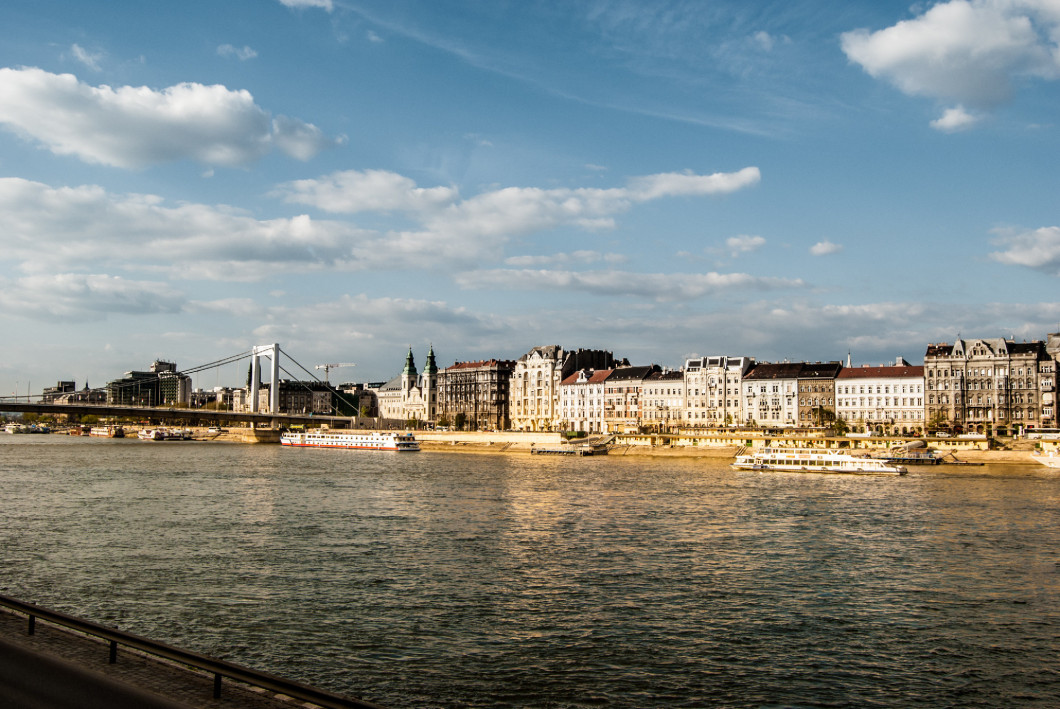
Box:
(641, 370), (686, 431)
(796, 361), (844, 427)
(923, 336), (1057, 435)
(683, 355), (754, 427)
(106, 360), (191, 407)
(436, 359), (515, 431)
(510, 347), (623, 431)
(835, 360), (925, 434)
(559, 368), (612, 433)
(603, 365), (661, 433)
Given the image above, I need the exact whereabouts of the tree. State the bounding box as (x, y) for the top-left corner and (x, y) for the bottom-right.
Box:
(830, 416), (849, 436)
(454, 413), (467, 431)
(436, 414), (451, 428)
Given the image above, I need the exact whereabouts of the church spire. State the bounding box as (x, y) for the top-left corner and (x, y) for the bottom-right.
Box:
(402, 347), (417, 376)
(424, 344), (438, 375)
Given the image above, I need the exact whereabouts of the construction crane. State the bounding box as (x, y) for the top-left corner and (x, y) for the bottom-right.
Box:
(315, 363), (356, 384)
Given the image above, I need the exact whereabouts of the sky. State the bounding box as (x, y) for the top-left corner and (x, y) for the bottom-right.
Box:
(2, 0), (1059, 395)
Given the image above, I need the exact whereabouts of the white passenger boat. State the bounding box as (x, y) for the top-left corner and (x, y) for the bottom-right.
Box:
(89, 425), (125, 438)
(280, 430), (420, 451)
(1030, 451), (1060, 469)
(732, 447), (907, 475)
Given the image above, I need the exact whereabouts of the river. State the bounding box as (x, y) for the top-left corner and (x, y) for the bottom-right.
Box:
(1, 435), (1058, 708)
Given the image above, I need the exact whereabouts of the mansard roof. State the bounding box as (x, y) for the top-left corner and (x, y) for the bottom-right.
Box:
(605, 365), (662, 381)
(798, 361), (843, 379)
(926, 338), (1045, 360)
(560, 368), (614, 386)
(837, 365), (924, 380)
(379, 374), (403, 391)
(519, 344), (564, 362)
(744, 362), (804, 380)
(647, 370), (685, 381)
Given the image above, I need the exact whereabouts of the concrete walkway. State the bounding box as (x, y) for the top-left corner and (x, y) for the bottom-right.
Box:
(0, 608), (336, 708)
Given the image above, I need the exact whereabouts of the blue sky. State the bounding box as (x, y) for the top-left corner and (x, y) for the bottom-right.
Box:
(2, 0), (1059, 394)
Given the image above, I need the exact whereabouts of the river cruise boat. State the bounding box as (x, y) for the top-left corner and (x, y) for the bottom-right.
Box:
(89, 425), (125, 438)
(1030, 450), (1060, 469)
(733, 447), (907, 475)
(280, 430), (420, 451)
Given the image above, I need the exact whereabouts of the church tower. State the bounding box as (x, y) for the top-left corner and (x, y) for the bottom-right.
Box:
(422, 345), (438, 420)
(401, 347), (418, 409)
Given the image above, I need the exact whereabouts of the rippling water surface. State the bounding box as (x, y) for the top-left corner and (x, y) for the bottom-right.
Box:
(2, 436), (1059, 708)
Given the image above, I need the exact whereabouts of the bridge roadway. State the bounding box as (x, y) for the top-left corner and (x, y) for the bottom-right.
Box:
(0, 603), (384, 709)
(0, 402), (362, 429)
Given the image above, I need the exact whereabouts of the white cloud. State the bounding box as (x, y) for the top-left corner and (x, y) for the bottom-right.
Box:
(274, 167), (760, 267)
(841, 0), (1060, 124)
(503, 251), (624, 267)
(455, 268), (803, 301)
(277, 169), (459, 214)
(367, 31), (384, 44)
(217, 44), (258, 61)
(990, 225), (1060, 275)
(278, 0), (333, 10)
(0, 67), (338, 168)
(625, 167), (761, 200)
(0, 166), (761, 292)
(752, 31), (775, 52)
(70, 44), (103, 71)
(931, 105), (981, 132)
(0, 273), (184, 321)
(0, 178), (374, 279)
(726, 234), (765, 256)
(810, 240), (843, 256)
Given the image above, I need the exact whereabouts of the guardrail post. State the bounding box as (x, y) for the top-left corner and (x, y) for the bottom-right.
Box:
(109, 640), (118, 663)
(214, 673), (223, 698)
(27, 614), (35, 635)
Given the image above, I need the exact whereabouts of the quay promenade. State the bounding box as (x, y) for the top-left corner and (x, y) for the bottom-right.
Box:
(0, 603), (383, 709)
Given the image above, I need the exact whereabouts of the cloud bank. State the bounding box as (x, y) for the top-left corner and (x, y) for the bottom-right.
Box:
(0, 67), (338, 167)
(841, 0), (1060, 128)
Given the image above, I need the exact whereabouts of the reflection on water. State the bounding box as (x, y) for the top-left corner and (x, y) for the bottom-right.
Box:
(1, 436), (1059, 708)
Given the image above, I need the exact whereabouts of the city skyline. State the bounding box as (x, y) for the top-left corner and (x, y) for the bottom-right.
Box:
(2, 1), (1059, 393)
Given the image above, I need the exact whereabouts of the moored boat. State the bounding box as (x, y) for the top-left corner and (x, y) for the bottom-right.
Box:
(89, 425), (125, 438)
(733, 447), (907, 475)
(1030, 451), (1060, 469)
(281, 430), (420, 451)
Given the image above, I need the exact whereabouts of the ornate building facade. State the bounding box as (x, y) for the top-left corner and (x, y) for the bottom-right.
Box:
(923, 337), (1055, 434)
(510, 347), (623, 431)
(683, 355), (754, 427)
(374, 347), (438, 423)
(437, 359), (515, 430)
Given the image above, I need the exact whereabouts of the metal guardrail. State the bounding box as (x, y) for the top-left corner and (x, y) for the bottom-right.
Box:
(0, 595), (385, 709)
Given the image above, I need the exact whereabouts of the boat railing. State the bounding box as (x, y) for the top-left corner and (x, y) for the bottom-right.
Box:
(0, 594), (384, 709)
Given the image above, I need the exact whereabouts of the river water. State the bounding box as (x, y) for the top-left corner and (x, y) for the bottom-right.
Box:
(1, 436), (1058, 708)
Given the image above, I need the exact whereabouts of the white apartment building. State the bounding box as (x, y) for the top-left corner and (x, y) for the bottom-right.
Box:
(835, 361), (925, 434)
(559, 369), (612, 433)
(684, 355), (754, 427)
(742, 362), (802, 427)
(641, 370), (686, 430)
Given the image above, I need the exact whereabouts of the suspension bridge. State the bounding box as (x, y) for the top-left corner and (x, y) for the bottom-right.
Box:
(0, 344), (371, 429)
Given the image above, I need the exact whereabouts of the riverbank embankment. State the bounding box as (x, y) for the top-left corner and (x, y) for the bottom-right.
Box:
(110, 426), (1053, 466)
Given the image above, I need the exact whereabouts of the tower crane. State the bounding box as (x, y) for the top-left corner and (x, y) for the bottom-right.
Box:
(315, 363), (356, 384)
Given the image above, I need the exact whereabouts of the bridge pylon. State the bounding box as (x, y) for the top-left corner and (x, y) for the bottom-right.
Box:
(250, 344), (280, 414)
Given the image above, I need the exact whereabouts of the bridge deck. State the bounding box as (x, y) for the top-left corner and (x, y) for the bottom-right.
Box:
(0, 607), (349, 708)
